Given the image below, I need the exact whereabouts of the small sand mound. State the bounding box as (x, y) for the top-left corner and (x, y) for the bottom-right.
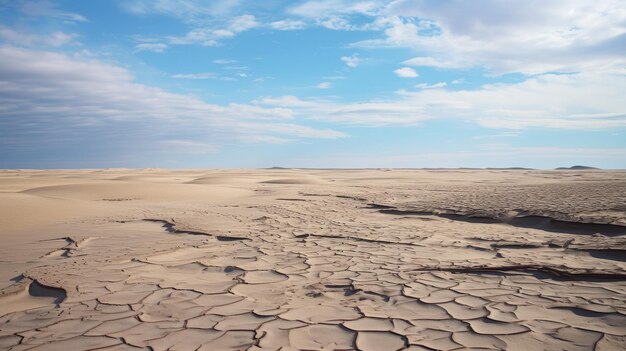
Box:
(187, 176), (258, 185)
(111, 175), (196, 183)
(260, 177), (324, 185)
(21, 182), (251, 201)
(0, 278), (66, 317)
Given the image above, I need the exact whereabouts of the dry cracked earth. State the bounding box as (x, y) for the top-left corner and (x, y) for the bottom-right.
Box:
(0, 169), (625, 350)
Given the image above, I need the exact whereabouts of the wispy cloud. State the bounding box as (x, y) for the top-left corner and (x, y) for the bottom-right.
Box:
(120, 0), (240, 22)
(228, 14), (258, 32)
(270, 20), (307, 31)
(167, 14), (258, 46)
(324, 76), (347, 80)
(288, 1), (381, 18)
(135, 43), (168, 53)
(0, 26), (78, 47)
(402, 56), (464, 70)
(16, 0), (87, 22)
(340, 54), (360, 67)
(355, 1), (626, 75)
(287, 1), (387, 31)
(0, 45), (346, 158)
(172, 71), (245, 81)
(472, 132), (521, 140)
(238, 135), (290, 144)
(394, 67), (418, 77)
(253, 96), (321, 108)
(256, 70), (626, 129)
(415, 82), (446, 89)
(397, 72), (626, 129)
(213, 59), (236, 64)
(255, 96), (431, 126)
(316, 82), (332, 89)
(162, 139), (218, 154)
(171, 72), (224, 80)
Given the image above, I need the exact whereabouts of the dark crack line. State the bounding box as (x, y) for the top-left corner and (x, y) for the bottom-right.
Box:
(412, 265), (626, 281)
(371, 205), (626, 237)
(142, 219), (250, 241)
(295, 233), (425, 247)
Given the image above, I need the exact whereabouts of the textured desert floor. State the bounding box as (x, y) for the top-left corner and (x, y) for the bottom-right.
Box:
(0, 169), (625, 351)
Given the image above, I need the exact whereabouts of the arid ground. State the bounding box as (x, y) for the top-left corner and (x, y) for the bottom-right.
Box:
(0, 169), (625, 350)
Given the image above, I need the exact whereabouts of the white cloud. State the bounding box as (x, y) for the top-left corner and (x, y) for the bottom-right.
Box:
(317, 102), (429, 125)
(318, 16), (355, 31)
(401, 56), (465, 70)
(359, 1), (626, 75)
(288, 1), (382, 18)
(0, 26), (78, 47)
(135, 43), (168, 53)
(223, 65), (248, 70)
(287, 1), (388, 31)
(415, 82), (447, 89)
(240, 123), (344, 139)
(212, 29), (235, 38)
(120, 0), (240, 22)
(270, 20), (307, 31)
(162, 139), (218, 154)
(472, 132), (521, 140)
(228, 14), (258, 32)
(394, 67), (418, 77)
(317, 82), (332, 89)
(340, 54), (360, 67)
(123, 3), (258, 48)
(167, 28), (219, 46)
(238, 135), (290, 144)
(396, 72), (626, 129)
(255, 96), (430, 126)
(213, 59), (236, 64)
(253, 96), (320, 108)
(167, 14), (258, 46)
(124, 1), (625, 75)
(0, 45), (346, 156)
(17, 0), (87, 22)
(171, 72), (216, 79)
(256, 71), (626, 129)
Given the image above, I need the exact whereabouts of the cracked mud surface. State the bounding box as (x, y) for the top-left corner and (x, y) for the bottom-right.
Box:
(0, 169), (625, 350)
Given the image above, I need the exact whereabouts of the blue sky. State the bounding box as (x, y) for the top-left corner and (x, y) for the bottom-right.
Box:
(0, 0), (625, 169)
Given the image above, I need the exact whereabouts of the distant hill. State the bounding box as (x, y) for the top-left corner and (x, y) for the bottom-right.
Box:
(486, 167), (535, 170)
(555, 165), (599, 170)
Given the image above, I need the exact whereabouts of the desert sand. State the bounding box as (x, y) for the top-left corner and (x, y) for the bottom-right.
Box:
(0, 168), (625, 350)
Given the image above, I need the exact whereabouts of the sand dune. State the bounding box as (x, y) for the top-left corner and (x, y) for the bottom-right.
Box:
(260, 176), (325, 185)
(0, 277), (66, 317)
(0, 193), (110, 233)
(0, 169), (625, 350)
(188, 175), (264, 185)
(21, 182), (251, 202)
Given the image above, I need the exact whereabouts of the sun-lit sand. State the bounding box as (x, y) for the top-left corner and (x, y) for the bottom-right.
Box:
(0, 169), (625, 350)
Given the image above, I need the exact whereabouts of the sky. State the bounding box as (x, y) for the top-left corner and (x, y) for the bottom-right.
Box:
(0, 0), (625, 169)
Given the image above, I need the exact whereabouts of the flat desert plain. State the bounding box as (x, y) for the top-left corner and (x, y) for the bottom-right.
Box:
(0, 169), (625, 351)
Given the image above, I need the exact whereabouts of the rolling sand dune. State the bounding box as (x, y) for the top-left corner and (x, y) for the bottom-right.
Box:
(21, 182), (251, 202)
(0, 169), (625, 350)
(260, 176), (326, 185)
